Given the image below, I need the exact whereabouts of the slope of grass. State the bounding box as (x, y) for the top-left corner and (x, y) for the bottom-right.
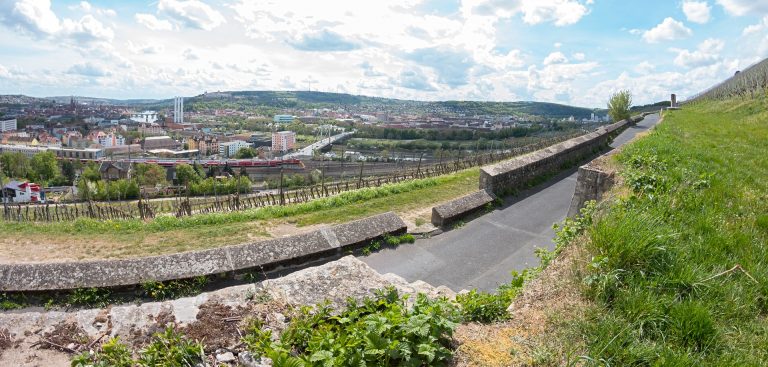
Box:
(0, 169), (479, 260)
(575, 98), (768, 365)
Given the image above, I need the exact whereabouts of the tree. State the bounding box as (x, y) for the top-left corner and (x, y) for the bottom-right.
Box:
(607, 90), (632, 122)
(81, 162), (101, 182)
(61, 160), (79, 184)
(175, 163), (200, 185)
(0, 152), (30, 179)
(30, 151), (60, 183)
(234, 147), (257, 159)
(135, 163), (168, 187)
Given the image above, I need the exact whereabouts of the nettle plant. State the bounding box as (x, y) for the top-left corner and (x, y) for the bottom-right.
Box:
(244, 287), (460, 367)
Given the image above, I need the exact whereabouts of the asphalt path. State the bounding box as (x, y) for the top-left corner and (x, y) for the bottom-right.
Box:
(361, 114), (661, 292)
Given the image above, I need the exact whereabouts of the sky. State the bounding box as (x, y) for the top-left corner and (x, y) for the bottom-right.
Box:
(0, 0), (767, 107)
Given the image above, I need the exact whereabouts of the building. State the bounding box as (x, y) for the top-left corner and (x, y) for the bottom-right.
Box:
(0, 143), (47, 158)
(173, 97), (184, 123)
(219, 140), (250, 158)
(138, 122), (165, 136)
(50, 147), (104, 160)
(97, 132), (125, 147)
(99, 161), (132, 181)
(1, 181), (45, 203)
(142, 136), (179, 151)
(2, 135), (38, 146)
(271, 131), (296, 152)
(129, 111), (159, 124)
(0, 119), (17, 132)
(273, 114), (294, 123)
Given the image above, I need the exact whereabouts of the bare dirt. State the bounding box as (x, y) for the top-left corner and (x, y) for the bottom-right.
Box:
(451, 237), (591, 366)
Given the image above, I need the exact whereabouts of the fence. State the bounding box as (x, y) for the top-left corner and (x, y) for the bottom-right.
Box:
(1, 131), (584, 223)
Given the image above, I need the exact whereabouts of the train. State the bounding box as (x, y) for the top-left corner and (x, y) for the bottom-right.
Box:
(62, 156), (304, 169)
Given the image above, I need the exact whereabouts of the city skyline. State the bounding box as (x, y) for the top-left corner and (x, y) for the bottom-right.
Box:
(0, 0), (766, 107)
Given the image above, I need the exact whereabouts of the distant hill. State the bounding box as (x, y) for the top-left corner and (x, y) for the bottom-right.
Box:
(1, 91), (599, 119)
(44, 96), (162, 106)
(187, 91), (597, 119)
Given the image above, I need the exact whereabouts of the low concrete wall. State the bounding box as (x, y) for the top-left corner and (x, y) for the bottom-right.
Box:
(0, 212), (406, 292)
(431, 189), (496, 227)
(479, 117), (639, 195)
(567, 162), (615, 217)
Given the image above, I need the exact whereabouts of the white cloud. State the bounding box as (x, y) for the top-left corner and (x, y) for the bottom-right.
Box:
(61, 14), (114, 43)
(543, 51), (568, 65)
(67, 62), (112, 77)
(743, 16), (768, 36)
(183, 48), (200, 60)
(0, 64), (10, 79)
(135, 13), (174, 31)
(466, 0), (591, 26)
(716, 0), (768, 16)
(642, 17), (693, 43)
(634, 61), (655, 75)
(572, 52), (586, 61)
(683, 1), (711, 24)
(128, 41), (164, 55)
(527, 60), (600, 102)
(0, 0), (61, 36)
(158, 0), (225, 31)
(672, 38), (725, 68)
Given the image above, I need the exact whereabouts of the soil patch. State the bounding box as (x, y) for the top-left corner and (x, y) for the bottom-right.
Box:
(39, 321), (89, 353)
(451, 238), (591, 366)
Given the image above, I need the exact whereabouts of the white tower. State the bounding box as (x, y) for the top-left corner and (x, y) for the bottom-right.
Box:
(173, 96), (184, 123)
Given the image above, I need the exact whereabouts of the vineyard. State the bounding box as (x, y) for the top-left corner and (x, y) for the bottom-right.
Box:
(1, 132), (584, 223)
(686, 57), (768, 102)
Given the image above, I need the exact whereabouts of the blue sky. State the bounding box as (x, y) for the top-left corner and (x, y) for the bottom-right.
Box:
(0, 0), (767, 107)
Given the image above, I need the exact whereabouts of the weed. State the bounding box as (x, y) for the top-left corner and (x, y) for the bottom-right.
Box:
(244, 287), (460, 366)
(72, 337), (133, 367)
(138, 327), (206, 366)
(141, 276), (209, 301)
(0, 292), (26, 310)
(399, 233), (416, 244)
(67, 288), (113, 308)
(414, 217), (426, 227)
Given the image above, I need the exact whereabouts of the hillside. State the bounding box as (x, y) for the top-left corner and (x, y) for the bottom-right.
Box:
(453, 96), (768, 365)
(1, 91), (598, 120)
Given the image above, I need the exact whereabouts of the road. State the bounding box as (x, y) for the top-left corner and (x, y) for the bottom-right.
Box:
(361, 114), (661, 292)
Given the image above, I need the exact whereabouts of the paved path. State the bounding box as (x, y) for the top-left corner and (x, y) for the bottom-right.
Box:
(361, 114), (661, 292)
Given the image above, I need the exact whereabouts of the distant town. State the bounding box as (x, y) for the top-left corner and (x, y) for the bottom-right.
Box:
(0, 91), (611, 204)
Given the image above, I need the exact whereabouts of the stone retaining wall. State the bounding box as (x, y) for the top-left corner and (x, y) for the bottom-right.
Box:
(567, 161), (616, 217)
(0, 212), (406, 292)
(431, 189), (496, 227)
(479, 116), (642, 195)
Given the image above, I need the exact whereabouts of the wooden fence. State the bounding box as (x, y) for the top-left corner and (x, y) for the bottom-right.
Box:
(1, 132), (582, 223)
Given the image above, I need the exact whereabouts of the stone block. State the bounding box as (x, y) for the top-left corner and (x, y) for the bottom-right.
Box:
(431, 189), (496, 227)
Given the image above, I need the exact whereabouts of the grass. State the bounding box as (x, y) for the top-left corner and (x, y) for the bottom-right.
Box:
(571, 97), (768, 365)
(0, 168), (479, 260)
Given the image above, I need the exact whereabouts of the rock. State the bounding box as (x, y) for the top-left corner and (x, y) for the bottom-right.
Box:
(215, 350), (236, 363)
(239, 351), (272, 367)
